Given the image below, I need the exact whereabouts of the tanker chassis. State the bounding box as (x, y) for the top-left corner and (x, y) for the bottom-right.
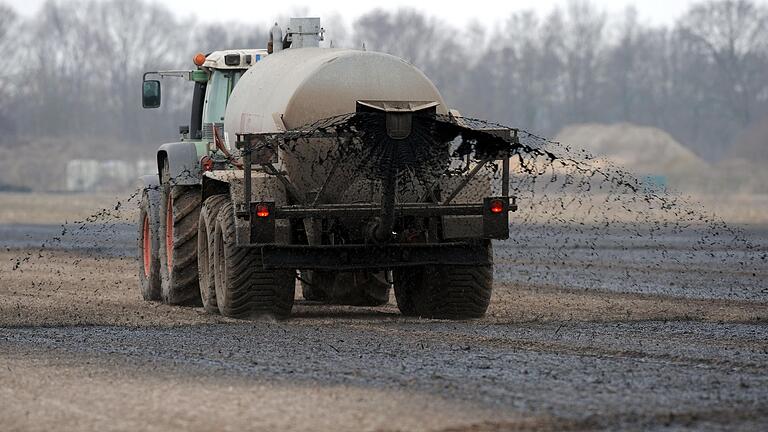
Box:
(137, 18), (516, 320)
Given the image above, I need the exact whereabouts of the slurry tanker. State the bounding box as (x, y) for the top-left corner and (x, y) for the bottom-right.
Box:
(138, 17), (516, 319)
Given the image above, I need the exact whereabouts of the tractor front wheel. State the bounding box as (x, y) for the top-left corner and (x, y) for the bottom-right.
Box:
(137, 186), (161, 301)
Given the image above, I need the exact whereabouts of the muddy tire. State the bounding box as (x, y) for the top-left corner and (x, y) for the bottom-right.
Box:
(159, 184), (202, 305)
(393, 243), (493, 319)
(138, 187), (162, 301)
(213, 201), (295, 319)
(392, 269), (418, 317)
(197, 195), (228, 314)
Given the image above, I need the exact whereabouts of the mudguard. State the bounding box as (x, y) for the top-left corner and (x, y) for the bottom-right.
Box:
(157, 142), (200, 186)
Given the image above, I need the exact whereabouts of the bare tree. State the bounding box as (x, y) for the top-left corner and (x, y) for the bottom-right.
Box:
(353, 9), (464, 100)
(678, 0), (768, 126)
(0, 2), (14, 42)
(21, 1), (97, 136)
(2, 0), (768, 163)
(606, 7), (641, 122)
(0, 3), (17, 140)
(192, 22), (267, 54)
(555, 1), (607, 123)
(322, 13), (352, 48)
(13, 0), (192, 141)
(470, 11), (563, 131)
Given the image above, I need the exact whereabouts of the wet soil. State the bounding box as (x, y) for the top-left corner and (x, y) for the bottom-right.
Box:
(1, 227), (767, 431)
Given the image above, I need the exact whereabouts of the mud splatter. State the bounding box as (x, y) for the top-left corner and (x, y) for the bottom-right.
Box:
(5, 112), (767, 301)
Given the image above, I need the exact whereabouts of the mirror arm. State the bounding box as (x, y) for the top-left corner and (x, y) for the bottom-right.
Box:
(143, 70), (194, 81)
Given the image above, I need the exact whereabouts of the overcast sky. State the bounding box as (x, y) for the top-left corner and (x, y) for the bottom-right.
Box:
(7, 0), (739, 28)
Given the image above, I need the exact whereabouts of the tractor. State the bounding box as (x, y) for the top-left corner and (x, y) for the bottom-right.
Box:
(138, 17), (515, 319)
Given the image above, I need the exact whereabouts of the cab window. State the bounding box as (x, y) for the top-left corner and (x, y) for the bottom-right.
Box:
(202, 70), (244, 124)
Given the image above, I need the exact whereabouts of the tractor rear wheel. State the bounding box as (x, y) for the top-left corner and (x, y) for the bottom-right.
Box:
(213, 201), (295, 319)
(137, 186), (161, 301)
(159, 184), (202, 305)
(197, 195), (228, 314)
(393, 242), (493, 319)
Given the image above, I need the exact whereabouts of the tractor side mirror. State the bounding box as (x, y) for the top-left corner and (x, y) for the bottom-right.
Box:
(142, 80), (161, 108)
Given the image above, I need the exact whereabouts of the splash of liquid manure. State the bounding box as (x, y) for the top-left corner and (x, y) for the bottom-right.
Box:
(8, 112), (767, 303)
(267, 112), (766, 300)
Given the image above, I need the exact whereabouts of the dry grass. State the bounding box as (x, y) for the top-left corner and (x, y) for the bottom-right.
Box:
(0, 192), (137, 224)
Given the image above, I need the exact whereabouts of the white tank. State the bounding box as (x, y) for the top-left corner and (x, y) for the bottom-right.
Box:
(224, 47), (447, 135)
(224, 47), (449, 204)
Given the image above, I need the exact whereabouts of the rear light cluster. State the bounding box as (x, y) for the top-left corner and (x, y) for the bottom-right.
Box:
(249, 201), (276, 243)
(483, 196), (510, 240)
(255, 203), (270, 218)
(489, 199), (504, 214)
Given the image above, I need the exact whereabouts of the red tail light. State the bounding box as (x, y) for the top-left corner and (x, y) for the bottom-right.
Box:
(255, 204), (270, 218)
(489, 199), (504, 214)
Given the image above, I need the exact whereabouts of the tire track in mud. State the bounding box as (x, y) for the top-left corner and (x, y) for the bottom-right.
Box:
(438, 406), (768, 432)
(2, 251), (768, 430)
(351, 322), (768, 374)
(3, 319), (767, 430)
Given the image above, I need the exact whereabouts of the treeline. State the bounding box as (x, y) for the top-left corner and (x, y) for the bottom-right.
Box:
(0, 0), (767, 161)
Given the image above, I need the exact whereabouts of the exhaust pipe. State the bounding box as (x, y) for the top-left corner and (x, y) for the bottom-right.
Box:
(268, 23), (283, 54)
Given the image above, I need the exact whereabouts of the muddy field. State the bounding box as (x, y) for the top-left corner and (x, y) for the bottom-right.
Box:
(1, 192), (767, 431)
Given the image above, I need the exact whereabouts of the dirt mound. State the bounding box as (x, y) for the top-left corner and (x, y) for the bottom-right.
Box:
(730, 114), (768, 161)
(713, 158), (768, 194)
(554, 123), (709, 176)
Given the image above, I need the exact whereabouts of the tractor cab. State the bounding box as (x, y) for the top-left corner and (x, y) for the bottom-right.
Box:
(142, 48), (268, 145)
